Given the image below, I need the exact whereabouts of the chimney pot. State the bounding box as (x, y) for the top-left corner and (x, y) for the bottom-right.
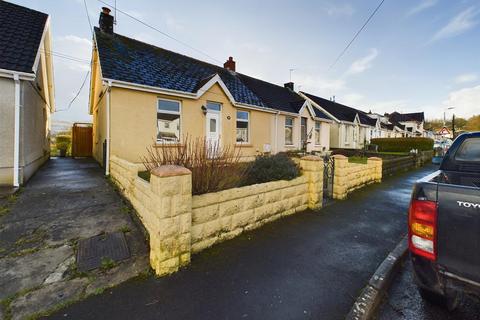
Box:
(284, 82), (294, 91)
(224, 57), (236, 72)
(99, 8), (114, 34)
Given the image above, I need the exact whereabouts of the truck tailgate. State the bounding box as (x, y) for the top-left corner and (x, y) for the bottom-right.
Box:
(437, 182), (480, 283)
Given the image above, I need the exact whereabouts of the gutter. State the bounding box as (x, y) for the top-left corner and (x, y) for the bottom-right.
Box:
(13, 74), (21, 187)
(0, 68), (35, 81)
(104, 77), (302, 117)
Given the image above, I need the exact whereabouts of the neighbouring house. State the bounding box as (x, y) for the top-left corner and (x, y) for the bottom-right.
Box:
(89, 8), (331, 172)
(300, 92), (375, 149)
(0, 1), (55, 186)
(387, 111), (425, 137)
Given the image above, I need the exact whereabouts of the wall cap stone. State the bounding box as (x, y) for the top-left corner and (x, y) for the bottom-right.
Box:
(332, 154), (348, 159)
(151, 165), (191, 177)
(301, 155), (322, 161)
(367, 157), (382, 161)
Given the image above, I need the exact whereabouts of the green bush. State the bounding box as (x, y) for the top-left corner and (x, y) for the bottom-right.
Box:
(370, 137), (434, 152)
(244, 153), (300, 185)
(55, 135), (71, 151)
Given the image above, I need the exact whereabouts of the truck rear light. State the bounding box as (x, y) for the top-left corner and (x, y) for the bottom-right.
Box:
(409, 199), (437, 261)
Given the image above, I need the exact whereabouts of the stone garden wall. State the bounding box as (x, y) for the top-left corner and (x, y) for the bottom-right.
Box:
(110, 155), (323, 276)
(332, 155), (382, 200)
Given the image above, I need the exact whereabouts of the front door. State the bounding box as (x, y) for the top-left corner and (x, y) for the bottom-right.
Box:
(206, 112), (220, 155)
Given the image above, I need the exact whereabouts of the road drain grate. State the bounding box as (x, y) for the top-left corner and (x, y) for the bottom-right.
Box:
(77, 231), (130, 272)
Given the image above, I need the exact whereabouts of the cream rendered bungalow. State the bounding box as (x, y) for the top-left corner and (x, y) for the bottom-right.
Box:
(89, 8), (331, 173)
(300, 92), (376, 149)
(0, 2), (55, 186)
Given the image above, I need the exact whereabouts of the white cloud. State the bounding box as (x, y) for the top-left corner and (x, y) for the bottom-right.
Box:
(406, 0), (438, 16)
(454, 73), (478, 84)
(53, 35), (91, 72)
(346, 48), (378, 75)
(443, 85), (480, 117)
(341, 93), (365, 106)
(325, 3), (355, 17)
(431, 7), (480, 42)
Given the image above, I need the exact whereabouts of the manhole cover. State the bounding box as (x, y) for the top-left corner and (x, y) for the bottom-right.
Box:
(77, 232), (130, 272)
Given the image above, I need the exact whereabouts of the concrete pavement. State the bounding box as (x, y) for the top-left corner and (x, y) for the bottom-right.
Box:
(46, 165), (437, 320)
(0, 158), (148, 319)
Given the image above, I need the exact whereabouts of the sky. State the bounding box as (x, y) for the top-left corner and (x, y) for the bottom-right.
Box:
(9, 0), (480, 123)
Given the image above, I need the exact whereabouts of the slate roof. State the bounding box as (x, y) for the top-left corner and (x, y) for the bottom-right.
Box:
(94, 27), (270, 108)
(0, 1), (48, 74)
(301, 92), (373, 125)
(388, 111), (424, 123)
(94, 27), (332, 116)
(236, 73), (307, 114)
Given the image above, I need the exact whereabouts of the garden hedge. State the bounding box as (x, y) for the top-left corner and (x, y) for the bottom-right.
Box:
(370, 137), (434, 152)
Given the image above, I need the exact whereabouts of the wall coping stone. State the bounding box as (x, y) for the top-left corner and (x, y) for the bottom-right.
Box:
(333, 154), (348, 159)
(301, 155), (322, 161)
(151, 165), (191, 177)
(367, 157), (382, 161)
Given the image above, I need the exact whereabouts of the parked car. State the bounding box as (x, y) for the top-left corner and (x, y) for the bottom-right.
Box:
(408, 132), (480, 310)
(432, 139), (453, 165)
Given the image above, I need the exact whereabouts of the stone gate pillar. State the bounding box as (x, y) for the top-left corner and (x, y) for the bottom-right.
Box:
(300, 155), (324, 209)
(149, 165), (192, 276)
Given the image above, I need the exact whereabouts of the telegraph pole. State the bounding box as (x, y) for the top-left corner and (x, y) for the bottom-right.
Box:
(452, 114), (455, 139)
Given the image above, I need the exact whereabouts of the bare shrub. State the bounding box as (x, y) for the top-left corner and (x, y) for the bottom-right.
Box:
(142, 136), (248, 195)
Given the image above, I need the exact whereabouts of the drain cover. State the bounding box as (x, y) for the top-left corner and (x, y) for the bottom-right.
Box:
(77, 232), (130, 272)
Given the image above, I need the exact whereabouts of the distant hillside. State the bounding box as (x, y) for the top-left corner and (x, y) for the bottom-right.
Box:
(51, 120), (73, 135)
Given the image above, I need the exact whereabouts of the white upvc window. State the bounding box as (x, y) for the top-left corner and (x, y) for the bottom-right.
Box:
(285, 117), (294, 145)
(157, 99), (181, 143)
(236, 110), (249, 143)
(315, 121), (321, 145)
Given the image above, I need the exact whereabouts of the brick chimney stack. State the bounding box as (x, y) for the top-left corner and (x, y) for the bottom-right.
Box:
(284, 82), (294, 91)
(99, 7), (114, 34)
(224, 57), (236, 72)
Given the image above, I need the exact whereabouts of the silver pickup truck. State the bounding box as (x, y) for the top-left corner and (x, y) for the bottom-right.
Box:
(409, 132), (480, 310)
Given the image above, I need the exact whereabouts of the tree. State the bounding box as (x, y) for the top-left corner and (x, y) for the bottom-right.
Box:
(465, 115), (480, 131)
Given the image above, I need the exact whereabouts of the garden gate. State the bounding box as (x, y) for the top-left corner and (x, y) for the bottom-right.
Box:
(72, 123), (93, 158)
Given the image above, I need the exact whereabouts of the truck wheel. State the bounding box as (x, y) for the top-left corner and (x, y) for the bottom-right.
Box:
(418, 287), (461, 311)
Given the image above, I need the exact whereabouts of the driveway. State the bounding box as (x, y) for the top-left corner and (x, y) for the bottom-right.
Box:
(0, 158), (148, 319)
(46, 165), (437, 320)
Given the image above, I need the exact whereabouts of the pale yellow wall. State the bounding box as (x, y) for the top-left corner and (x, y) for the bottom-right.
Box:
(0, 77), (15, 185)
(91, 47), (108, 164)
(108, 83), (273, 163)
(330, 122), (340, 149)
(275, 114), (301, 152)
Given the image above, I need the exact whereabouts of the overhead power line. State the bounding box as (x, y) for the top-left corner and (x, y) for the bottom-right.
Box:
(97, 0), (223, 64)
(56, 71), (91, 112)
(328, 0), (386, 71)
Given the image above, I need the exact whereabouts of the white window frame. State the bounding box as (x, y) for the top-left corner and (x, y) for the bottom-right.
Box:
(285, 117), (294, 146)
(206, 101), (222, 112)
(315, 121), (321, 146)
(157, 98), (181, 143)
(236, 110), (250, 144)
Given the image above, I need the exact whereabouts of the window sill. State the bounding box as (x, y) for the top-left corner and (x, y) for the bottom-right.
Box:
(284, 145), (296, 148)
(153, 143), (183, 148)
(235, 143), (252, 147)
